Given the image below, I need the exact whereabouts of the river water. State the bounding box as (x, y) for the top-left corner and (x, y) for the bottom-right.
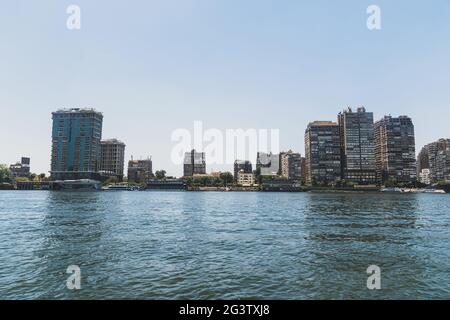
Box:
(0, 191), (449, 299)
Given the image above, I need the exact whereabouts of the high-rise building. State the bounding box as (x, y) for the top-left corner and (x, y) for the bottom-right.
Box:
(374, 116), (416, 184)
(100, 139), (126, 180)
(50, 108), (103, 180)
(256, 152), (279, 176)
(417, 147), (430, 175)
(304, 121), (341, 185)
(280, 150), (302, 181)
(9, 157), (30, 179)
(300, 156), (306, 185)
(183, 149), (206, 177)
(338, 107), (376, 184)
(127, 157), (153, 183)
(417, 139), (450, 184)
(233, 160), (252, 181)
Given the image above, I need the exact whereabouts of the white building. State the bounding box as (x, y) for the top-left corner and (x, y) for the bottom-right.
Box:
(419, 168), (431, 185)
(237, 170), (255, 186)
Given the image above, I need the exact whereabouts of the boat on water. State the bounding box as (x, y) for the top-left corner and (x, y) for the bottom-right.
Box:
(422, 189), (446, 194)
(104, 183), (141, 191)
(146, 179), (186, 190)
(380, 187), (446, 194)
(380, 187), (403, 193)
(53, 179), (102, 191)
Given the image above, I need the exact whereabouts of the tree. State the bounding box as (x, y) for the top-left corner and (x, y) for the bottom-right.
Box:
(155, 170), (167, 180)
(30, 173), (37, 181)
(320, 180), (330, 188)
(254, 168), (263, 185)
(104, 176), (118, 185)
(219, 172), (233, 187)
(0, 164), (11, 183)
(385, 177), (398, 187)
(39, 173), (46, 181)
(184, 176), (193, 187)
(193, 176), (213, 186)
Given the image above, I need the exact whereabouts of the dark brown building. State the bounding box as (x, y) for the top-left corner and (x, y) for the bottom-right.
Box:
(374, 116), (416, 184)
(127, 157), (153, 183)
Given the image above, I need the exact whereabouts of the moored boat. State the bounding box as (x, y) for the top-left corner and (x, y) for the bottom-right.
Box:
(380, 187), (403, 193)
(422, 189), (446, 194)
(53, 179), (102, 191)
(104, 183), (141, 191)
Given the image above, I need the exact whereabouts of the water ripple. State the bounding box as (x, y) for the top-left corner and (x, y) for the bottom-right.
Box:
(0, 191), (449, 299)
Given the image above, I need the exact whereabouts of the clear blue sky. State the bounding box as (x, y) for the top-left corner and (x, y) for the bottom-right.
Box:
(1, 0), (449, 177)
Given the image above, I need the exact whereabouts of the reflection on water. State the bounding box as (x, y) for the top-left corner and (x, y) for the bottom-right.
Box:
(301, 193), (423, 299)
(0, 191), (449, 299)
(37, 192), (107, 298)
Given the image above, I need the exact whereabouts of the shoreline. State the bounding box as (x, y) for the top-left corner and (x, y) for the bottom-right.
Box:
(1, 188), (449, 194)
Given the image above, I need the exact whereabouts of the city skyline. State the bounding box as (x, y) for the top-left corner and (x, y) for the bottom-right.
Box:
(1, 1), (450, 177)
(1, 105), (448, 182)
(2, 105), (449, 180)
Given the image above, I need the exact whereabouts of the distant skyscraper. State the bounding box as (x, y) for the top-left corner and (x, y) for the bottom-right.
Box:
(100, 139), (126, 180)
(304, 121), (341, 185)
(374, 116), (416, 184)
(338, 107), (376, 184)
(256, 152), (279, 176)
(183, 149), (206, 177)
(50, 108), (103, 180)
(417, 139), (450, 184)
(233, 160), (252, 181)
(127, 157), (153, 183)
(280, 150), (302, 181)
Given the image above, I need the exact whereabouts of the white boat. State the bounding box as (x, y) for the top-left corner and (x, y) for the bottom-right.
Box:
(422, 189), (446, 194)
(105, 183), (129, 191)
(104, 183), (140, 191)
(380, 187), (403, 193)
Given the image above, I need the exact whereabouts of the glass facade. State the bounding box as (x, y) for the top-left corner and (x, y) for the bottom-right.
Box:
(50, 108), (103, 180)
